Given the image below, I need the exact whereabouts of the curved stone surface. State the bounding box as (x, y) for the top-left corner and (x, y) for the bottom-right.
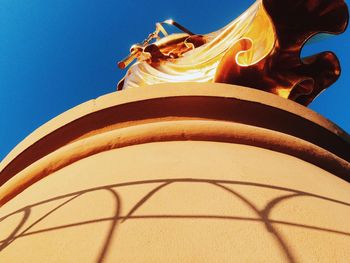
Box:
(1, 83), (349, 189)
(0, 83), (349, 262)
(1, 142), (350, 262)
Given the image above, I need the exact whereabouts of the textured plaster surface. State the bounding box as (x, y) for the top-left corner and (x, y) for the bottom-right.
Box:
(0, 83), (349, 262)
(0, 142), (350, 262)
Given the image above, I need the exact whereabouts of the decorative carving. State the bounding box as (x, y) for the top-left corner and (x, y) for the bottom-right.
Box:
(118, 0), (348, 106)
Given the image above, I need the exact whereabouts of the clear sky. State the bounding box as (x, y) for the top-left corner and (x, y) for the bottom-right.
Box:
(1, 0), (349, 160)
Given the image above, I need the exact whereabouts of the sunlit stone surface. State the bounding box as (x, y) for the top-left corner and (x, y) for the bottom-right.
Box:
(1, 84), (349, 262)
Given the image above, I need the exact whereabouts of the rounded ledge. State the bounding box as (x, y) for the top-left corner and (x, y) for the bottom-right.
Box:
(0, 82), (349, 206)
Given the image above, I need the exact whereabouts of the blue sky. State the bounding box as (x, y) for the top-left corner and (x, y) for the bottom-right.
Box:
(1, 0), (349, 160)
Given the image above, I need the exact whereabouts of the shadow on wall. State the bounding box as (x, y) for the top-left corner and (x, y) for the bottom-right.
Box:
(0, 178), (350, 263)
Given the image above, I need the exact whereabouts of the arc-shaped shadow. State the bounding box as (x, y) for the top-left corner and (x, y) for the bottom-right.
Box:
(121, 182), (173, 223)
(0, 194), (81, 251)
(0, 188), (122, 263)
(96, 188), (121, 263)
(0, 207), (30, 251)
(121, 181), (298, 262)
(213, 183), (296, 262)
(0, 177), (349, 263)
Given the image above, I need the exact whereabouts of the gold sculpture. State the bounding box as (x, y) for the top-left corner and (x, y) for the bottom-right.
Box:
(118, 0), (348, 106)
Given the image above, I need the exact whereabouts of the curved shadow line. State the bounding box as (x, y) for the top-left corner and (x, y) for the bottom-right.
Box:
(111, 179), (297, 263)
(0, 215), (260, 242)
(0, 207), (30, 251)
(110, 178), (350, 207)
(4, 214), (350, 242)
(261, 193), (303, 232)
(1, 178), (349, 258)
(96, 189), (121, 263)
(105, 179), (297, 262)
(2, 178), (349, 223)
(213, 182), (296, 263)
(270, 219), (350, 236)
(121, 182), (173, 223)
(0, 194), (81, 252)
(126, 215), (350, 238)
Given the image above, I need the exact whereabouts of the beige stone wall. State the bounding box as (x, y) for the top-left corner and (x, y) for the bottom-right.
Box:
(1, 141), (350, 262)
(0, 83), (349, 262)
